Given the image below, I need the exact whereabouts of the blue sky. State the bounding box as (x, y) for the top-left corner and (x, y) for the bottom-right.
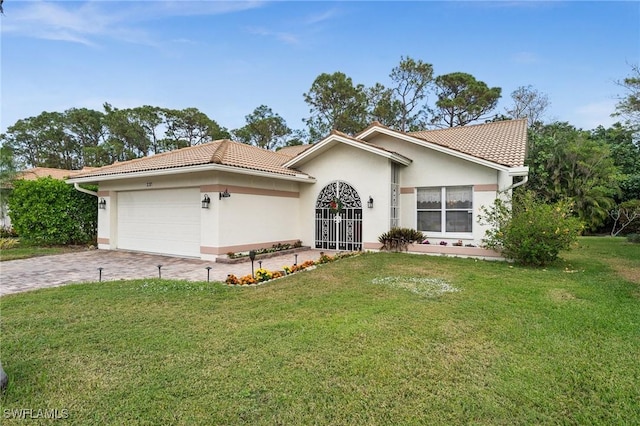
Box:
(1, 1), (638, 135)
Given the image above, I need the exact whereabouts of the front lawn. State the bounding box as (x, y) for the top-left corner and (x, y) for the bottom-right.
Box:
(1, 237), (638, 424)
(0, 242), (88, 261)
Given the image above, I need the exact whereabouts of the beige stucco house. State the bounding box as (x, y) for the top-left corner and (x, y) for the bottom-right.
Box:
(66, 119), (529, 260)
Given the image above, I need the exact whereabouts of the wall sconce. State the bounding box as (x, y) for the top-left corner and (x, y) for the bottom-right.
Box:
(201, 194), (211, 209)
(367, 196), (374, 209)
(98, 198), (107, 209)
(219, 188), (231, 200)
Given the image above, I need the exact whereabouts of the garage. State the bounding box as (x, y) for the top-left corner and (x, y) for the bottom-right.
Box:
(117, 188), (201, 257)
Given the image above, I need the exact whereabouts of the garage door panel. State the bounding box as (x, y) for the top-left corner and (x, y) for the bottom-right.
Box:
(117, 189), (201, 257)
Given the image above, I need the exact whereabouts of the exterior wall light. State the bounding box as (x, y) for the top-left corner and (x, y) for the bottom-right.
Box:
(219, 188), (231, 200)
(368, 196), (374, 208)
(98, 198), (107, 209)
(201, 194), (211, 209)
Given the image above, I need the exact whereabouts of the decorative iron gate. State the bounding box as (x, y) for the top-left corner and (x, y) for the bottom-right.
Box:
(315, 181), (362, 251)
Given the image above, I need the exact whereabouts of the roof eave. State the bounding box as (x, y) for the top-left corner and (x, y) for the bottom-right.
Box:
(66, 163), (316, 185)
(284, 134), (412, 168)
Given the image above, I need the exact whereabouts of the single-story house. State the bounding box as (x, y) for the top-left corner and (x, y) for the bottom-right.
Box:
(66, 119), (529, 260)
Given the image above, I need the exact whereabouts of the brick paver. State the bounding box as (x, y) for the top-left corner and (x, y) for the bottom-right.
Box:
(0, 249), (325, 296)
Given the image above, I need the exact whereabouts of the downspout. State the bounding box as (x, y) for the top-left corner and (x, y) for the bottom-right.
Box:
(73, 183), (98, 197)
(499, 175), (528, 194)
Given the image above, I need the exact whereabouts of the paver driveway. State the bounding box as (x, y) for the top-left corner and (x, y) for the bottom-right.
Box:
(0, 249), (323, 296)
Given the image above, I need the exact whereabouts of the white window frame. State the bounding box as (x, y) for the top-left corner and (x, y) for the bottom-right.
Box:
(416, 186), (473, 237)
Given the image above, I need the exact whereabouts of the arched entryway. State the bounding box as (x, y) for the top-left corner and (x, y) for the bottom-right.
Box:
(315, 181), (362, 251)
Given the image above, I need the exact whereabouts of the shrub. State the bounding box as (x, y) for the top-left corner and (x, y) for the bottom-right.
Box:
(8, 177), (97, 245)
(627, 234), (640, 244)
(0, 238), (19, 249)
(378, 227), (424, 252)
(480, 191), (584, 266)
(0, 226), (17, 238)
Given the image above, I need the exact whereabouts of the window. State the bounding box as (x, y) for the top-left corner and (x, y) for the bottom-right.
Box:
(390, 164), (399, 228)
(417, 186), (472, 233)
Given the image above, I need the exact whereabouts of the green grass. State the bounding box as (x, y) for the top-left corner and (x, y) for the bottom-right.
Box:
(1, 237), (638, 424)
(0, 242), (88, 261)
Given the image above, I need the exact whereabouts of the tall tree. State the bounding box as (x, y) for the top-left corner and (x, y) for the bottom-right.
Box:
(527, 122), (620, 231)
(389, 56), (434, 132)
(232, 105), (292, 150)
(303, 72), (368, 139)
(366, 83), (402, 129)
(103, 103), (150, 161)
(65, 107), (108, 167)
(505, 85), (550, 127)
(614, 63), (640, 128)
(1, 111), (81, 169)
(163, 107), (229, 150)
(591, 123), (640, 202)
(431, 72), (501, 127)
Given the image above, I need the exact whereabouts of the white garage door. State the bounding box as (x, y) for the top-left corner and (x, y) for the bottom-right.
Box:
(117, 188), (201, 257)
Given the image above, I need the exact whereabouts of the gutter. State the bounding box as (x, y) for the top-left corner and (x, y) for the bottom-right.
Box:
(73, 182), (98, 197)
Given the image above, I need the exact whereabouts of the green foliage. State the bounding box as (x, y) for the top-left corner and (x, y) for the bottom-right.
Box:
(614, 63), (640, 127)
(378, 227), (424, 251)
(1, 104), (230, 169)
(526, 122), (620, 231)
(303, 72), (369, 139)
(8, 177), (97, 245)
(480, 191), (583, 266)
(431, 72), (502, 127)
(389, 56), (434, 131)
(232, 105), (292, 150)
(627, 233), (640, 243)
(591, 123), (640, 202)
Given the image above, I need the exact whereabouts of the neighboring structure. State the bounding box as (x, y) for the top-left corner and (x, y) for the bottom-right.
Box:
(67, 120), (529, 260)
(1, 167), (78, 229)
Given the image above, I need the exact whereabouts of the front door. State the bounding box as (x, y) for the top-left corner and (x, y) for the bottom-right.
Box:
(315, 181), (362, 251)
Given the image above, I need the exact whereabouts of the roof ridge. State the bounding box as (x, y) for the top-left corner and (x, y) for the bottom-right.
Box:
(211, 139), (230, 164)
(409, 118), (527, 135)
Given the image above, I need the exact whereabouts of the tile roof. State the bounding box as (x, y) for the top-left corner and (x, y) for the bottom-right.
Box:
(329, 129), (412, 162)
(19, 167), (75, 180)
(276, 144), (314, 158)
(68, 120), (527, 181)
(70, 140), (310, 180)
(408, 119), (528, 167)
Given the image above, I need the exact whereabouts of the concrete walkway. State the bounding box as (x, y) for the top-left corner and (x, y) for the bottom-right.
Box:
(0, 249), (325, 296)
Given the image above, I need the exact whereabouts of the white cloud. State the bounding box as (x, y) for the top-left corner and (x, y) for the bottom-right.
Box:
(245, 26), (301, 45)
(304, 8), (339, 25)
(573, 99), (617, 129)
(0, 0), (265, 46)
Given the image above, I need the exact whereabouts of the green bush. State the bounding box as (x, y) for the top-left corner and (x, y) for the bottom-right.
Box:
(8, 177), (97, 245)
(378, 227), (424, 252)
(480, 191), (584, 266)
(627, 234), (640, 244)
